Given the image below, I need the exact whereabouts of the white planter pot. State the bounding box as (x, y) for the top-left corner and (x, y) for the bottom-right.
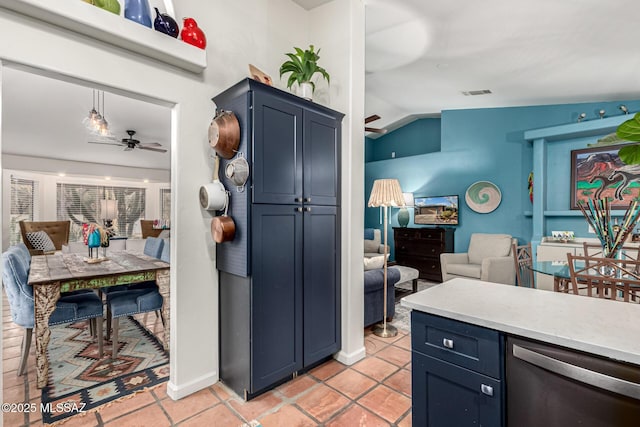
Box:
(298, 82), (313, 100)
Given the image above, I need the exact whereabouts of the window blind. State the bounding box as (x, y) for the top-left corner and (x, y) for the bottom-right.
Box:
(160, 188), (171, 221)
(57, 183), (146, 240)
(10, 176), (38, 245)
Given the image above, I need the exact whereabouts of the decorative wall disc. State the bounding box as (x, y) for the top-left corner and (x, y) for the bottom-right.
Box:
(465, 181), (502, 213)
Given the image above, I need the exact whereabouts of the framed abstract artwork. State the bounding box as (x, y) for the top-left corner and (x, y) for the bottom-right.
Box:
(570, 143), (640, 209)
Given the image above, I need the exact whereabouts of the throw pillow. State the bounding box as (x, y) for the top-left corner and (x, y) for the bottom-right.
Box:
(363, 239), (379, 253)
(364, 255), (386, 271)
(26, 231), (56, 252)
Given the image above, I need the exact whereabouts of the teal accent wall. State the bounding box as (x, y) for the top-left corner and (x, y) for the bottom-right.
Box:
(365, 118), (441, 162)
(365, 100), (640, 258)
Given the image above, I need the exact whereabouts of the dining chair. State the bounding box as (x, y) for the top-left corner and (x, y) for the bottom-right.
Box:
(567, 254), (640, 303)
(512, 243), (534, 288)
(140, 220), (167, 238)
(19, 220), (70, 255)
(2, 244), (104, 375)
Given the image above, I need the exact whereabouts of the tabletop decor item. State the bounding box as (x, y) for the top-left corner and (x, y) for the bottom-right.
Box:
(82, 223), (110, 262)
(279, 45), (330, 101)
(465, 180), (502, 213)
(124, 0), (152, 27)
(577, 198), (640, 259)
(153, 7), (179, 38)
(181, 18), (206, 49)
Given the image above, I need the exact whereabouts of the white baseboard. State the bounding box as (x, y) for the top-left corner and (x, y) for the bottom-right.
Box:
(335, 346), (366, 365)
(166, 371), (218, 400)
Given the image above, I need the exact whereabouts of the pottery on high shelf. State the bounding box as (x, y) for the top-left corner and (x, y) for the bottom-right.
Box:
(181, 18), (206, 50)
(153, 7), (179, 38)
(124, 0), (152, 28)
(94, 0), (121, 15)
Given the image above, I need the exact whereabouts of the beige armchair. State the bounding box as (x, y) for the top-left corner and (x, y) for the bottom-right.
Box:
(440, 233), (516, 285)
(364, 228), (389, 258)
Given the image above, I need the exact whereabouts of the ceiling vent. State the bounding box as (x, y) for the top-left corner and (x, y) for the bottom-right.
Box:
(461, 89), (492, 96)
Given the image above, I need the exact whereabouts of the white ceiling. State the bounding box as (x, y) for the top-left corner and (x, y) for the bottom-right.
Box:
(365, 0), (640, 135)
(2, 67), (171, 171)
(292, 0), (333, 11)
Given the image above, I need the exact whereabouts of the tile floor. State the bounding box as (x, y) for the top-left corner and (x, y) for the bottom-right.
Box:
(3, 291), (413, 427)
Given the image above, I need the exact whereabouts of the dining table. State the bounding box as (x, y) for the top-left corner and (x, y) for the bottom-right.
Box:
(27, 251), (170, 388)
(528, 260), (576, 293)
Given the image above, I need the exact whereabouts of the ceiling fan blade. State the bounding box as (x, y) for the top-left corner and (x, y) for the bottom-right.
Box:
(139, 142), (162, 147)
(88, 141), (123, 146)
(139, 145), (168, 153)
(365, 114), (381, 124)
(365, 127), (388, 134)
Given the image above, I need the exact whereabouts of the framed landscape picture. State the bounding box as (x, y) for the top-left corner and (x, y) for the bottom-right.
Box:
(570, 143), (640, 209)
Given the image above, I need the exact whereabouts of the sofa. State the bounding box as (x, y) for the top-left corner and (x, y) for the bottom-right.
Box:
(364, 266), (400, 327)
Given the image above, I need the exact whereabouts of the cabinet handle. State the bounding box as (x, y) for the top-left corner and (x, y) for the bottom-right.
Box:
(304, 197), (312, 202)
(443, 338), (454, 349)
(305, 207), (311, 212)
(481, 384), (494, 397)
(295, 197), (302, 202)
(296, 207), (303, 212)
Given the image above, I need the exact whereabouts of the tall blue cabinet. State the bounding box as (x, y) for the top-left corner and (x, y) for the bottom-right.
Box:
(213, 79), (343, 399)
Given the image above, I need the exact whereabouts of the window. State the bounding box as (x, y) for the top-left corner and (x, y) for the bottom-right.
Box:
(57, 183), (146, 240)
(9, 176), (38, 245)
(160, 188), (171, 221)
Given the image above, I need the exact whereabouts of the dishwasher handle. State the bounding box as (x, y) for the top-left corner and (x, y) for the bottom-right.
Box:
(513, 343), (640, 400)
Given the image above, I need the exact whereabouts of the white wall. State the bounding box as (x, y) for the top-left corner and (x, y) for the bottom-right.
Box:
(0, 0), (364, 401)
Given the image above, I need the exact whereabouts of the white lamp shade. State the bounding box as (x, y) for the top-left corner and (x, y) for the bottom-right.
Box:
(402, 192), (414, 207)
(100, 199), (118, 219)
(368, 179), (405, 208)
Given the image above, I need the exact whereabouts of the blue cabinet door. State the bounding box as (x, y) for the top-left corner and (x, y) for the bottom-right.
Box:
(303, 110), (340, 206)
(303, 205), (340, 366)
(251, 204), (303, 392)
(412, 351), (502, 427)
(252, 91), (303, 205)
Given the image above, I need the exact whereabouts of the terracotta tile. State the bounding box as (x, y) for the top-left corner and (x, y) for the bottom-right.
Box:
(56, 411), (100, 427)
(393, 335), (412, 351)
(160, 388), (220, 423)
(28, 397), (41, 424)
(326, 369), (376, 400)
(405, 361), (412, 370)
(104, 403), (170, 427)
(276, 375), (317, 399)
(179, 403), (243, 427)
(3, 372), (26, 389)
(3, 410), (26, 427)
(3, 383), (27, 403)
(326, 404), (390, 427)
(259, 404), (317, 427)
(227, 391), (283, 421)
(4, 356), (22, 372)
(211, 382), (233, 401)
(358, 385), (411, 424)
(152, 384), (170, 400)
(398, 412), (413, 427)
(4, 335), (23, 348)
(352, 357), (399, 382)
(368, 330), (404, 344)
(364, 336), (387, 355)
(383, 369), (411, 397)
(97, 388), (157, 422)
(309, 359), (346, 381)
(296, 384), (349, 422)
(3, 327), (24, 338)
(376, 345), (411, 367)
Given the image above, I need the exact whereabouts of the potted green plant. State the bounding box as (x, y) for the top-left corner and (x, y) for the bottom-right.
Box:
(279, 45), (330, 100)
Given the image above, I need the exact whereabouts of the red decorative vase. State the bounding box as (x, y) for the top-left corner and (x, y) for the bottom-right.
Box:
(181, 18), (206, 50)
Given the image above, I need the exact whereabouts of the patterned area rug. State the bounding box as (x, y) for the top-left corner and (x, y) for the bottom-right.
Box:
(42, 316), (169, 425)
(391, 280), (440, 333)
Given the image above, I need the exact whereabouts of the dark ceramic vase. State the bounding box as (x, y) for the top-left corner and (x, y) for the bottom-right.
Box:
(124, 0), (152, 28)
(153, 7), (179, 38)
(180, 18), (206, 49)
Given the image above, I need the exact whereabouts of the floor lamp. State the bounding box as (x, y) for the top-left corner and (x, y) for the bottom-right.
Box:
(368, 178), (405, 338)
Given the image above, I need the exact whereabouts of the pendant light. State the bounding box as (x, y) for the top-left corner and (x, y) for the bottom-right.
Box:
(83, 90), (103, 131)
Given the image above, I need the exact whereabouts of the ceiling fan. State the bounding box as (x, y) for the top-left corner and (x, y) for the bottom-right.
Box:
(365, 114), (387, 134)
(88, 130), (167, 153)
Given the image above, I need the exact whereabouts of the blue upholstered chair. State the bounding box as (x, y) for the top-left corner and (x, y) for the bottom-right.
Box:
(2, 244), (104, 375)
(105, 237), (167, 358)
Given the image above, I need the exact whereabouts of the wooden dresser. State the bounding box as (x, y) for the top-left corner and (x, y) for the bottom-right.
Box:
(393, 227), (455, 282)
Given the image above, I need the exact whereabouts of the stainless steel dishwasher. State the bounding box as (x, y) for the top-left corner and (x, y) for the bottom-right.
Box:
(506, 336), (640, 426)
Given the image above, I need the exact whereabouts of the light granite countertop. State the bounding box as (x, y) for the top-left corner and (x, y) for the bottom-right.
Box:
(401, 277), (640, 365)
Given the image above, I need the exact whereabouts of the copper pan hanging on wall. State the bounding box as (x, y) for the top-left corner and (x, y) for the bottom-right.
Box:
(208, 110), (240, 159)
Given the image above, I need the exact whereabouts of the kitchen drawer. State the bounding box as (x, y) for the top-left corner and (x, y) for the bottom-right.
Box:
(411, 311), (502, 378)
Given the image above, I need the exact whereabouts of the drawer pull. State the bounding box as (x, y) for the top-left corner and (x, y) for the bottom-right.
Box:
(481, 384), (494, 396)
(443, 338), (454, 349)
